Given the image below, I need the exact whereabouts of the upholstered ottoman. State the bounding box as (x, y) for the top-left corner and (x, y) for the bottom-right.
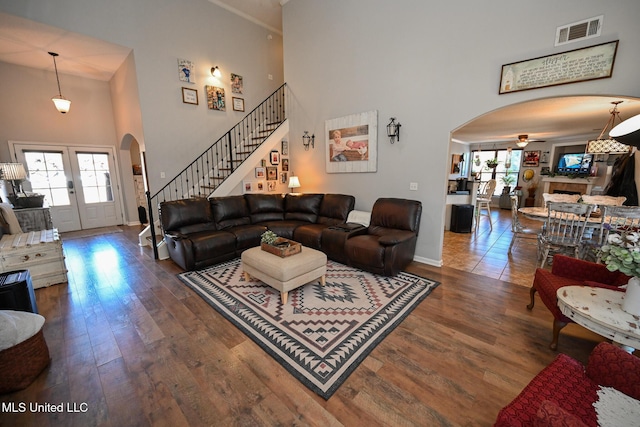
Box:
(241, 245), (327, 304)
(0, 310), (50, 394)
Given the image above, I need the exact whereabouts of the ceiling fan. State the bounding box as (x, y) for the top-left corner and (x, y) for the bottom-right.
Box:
(515, 134), (546, 148)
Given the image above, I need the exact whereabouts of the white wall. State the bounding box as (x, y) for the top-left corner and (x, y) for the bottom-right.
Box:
(0, 0), (285, 198)
(282, 0), (640, 265)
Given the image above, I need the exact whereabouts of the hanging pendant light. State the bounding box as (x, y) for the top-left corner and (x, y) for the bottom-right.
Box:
(586, 101), (630, 154)
(49, 52), (71, 114)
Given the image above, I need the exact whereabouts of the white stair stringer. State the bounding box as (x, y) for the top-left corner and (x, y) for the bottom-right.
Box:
(138, 221), (169, 260)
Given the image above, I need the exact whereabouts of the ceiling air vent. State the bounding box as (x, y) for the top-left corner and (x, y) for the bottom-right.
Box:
(555, 15), (603, 46)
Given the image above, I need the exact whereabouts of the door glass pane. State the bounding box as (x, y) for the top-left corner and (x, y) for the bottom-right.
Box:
(77, 153), (113, 203)
(23, 151), (70, 206)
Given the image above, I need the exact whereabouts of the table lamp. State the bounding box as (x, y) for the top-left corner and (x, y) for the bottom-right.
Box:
(288, 176), (301, 193)
(0, 163), (28, 197)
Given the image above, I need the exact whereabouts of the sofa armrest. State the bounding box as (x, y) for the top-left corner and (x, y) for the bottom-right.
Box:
(165, 231), (188, 241)
(378, 230), (415, 246)
(586, 342), (640, 400)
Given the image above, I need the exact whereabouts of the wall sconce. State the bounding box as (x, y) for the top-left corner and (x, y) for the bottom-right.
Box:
(210, 66), (221, 78)
(387, 117), (401, 143)
(302, 131), (315, 151)
(49, 52), (71, 114)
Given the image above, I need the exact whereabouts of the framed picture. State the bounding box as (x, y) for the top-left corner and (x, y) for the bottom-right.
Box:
(451, 154), (463, 174)
(281, 172), (287, 184)
(325, 110), (377, 173)
(255, 167), (265, 178)
(232, 97), (245, 112)
(281, 140), (288, 156)
(266, 166), (277, 180)
(177, 58), (195, 83)
(231, 73), (243, 94)
(523, 150), (541, 167)
(242, 180), (253, 194)
(540, 151), (550, 164)
(181, 87), (198, 105)
(261, 159), (267, 167)
(281, 158), (289, 172)
(205, 86), (226, 111)
(499, 41), (618, 94)
(270, 150), (280, 165)
(256, 181), (264, 192)
(267, 181), (276, 192)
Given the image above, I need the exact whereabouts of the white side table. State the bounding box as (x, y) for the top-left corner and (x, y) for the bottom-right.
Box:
(557, 285), (640, 352)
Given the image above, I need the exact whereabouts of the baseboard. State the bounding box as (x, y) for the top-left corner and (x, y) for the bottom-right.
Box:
(413, 255), (442, 267)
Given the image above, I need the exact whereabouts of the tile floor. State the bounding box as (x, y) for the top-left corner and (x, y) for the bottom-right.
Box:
(442, 205), (544, 287)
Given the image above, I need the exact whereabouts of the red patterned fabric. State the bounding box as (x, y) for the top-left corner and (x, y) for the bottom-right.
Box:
(494, 354), (599, 427)
(534, 400), (588, 427)
(494, 343), (640, 427)
(586, 342), (640, 400)
(532, 255), (628, 324)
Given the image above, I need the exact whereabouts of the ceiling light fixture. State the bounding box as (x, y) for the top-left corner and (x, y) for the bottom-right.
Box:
(610, 112), (640, 148)
(210, 66), (221, 78)
(586, 101), (630, 154)
(48, 52), (71, 114)
(516, 135), (529, 148)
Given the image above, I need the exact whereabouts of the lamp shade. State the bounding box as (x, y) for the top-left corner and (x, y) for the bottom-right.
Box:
(0, 163), (27, 180)
(288, 176), (301, 189)
(52, 96), (71, 114)
(610, 113), (640, 147)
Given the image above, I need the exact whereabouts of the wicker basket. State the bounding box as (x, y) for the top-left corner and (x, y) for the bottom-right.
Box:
(0, 328), (51, 394)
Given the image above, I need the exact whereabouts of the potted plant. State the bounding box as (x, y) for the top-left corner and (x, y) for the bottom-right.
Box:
(501, 173), (516, 193)
(485, 158), (499, 169)
(261, 230), (279, 245)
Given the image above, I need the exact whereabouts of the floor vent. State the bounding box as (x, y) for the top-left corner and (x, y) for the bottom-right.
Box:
(555, 15), (603, 46)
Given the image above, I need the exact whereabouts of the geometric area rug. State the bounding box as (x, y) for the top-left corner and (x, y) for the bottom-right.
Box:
(178, 258), (440, 399)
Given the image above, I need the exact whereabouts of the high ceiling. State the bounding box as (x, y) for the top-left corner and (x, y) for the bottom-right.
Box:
(1, 5), (639, 147)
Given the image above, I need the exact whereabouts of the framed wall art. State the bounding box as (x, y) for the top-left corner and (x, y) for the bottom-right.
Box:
(205, 86), (226, 111)
(499, 41), (618, 94)
(266, 167), (277, 180)
(270, 150), (280, 165)
(182, 87), (198, 105)
(231, 73), (243, 94)
(523, 150), (541, 167)
(232, 97), (245, 112)
(281, 140), (288, 156)
(255, 167), (265, 178)
(267, 181), (276, 192)
(281, 158), (289, 172)
(325, 110), (377, 173)
(177, 58), (195, 83)
(281, 172), (287, 184)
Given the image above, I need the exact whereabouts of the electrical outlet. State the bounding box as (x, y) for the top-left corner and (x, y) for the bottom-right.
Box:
(160, 172), (165, 178)
(268, 74), (273, 80)
(409, 182), (418, 191)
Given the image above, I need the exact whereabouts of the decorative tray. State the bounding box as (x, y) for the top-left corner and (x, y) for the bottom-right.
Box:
(260, 238), (301, 258)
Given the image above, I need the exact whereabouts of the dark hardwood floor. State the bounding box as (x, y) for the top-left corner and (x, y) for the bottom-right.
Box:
(1, 223), (605, 426)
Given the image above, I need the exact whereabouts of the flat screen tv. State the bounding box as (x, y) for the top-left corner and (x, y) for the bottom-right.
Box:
(557, 153), (592, 174)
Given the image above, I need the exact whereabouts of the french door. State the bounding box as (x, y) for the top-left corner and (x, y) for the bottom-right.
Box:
(10, 143), (123, 232)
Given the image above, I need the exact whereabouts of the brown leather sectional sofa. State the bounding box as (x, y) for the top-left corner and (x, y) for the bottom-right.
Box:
(159, 193), (422, 276)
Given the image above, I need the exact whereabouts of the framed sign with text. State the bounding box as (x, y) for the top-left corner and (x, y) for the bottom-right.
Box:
(499, 41), (618, 94)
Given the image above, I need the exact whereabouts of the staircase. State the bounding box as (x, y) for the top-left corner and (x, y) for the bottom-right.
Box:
(139, 84), (287, 259)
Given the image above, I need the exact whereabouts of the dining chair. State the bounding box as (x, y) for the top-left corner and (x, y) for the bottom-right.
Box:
(580, 195), (627, 207)
(589, 205), (640, 262)
(537, 202), (595, 268)
(474, 179), (496, 232)
(508, 195), (539, 254)
(541, 192), (581, 207)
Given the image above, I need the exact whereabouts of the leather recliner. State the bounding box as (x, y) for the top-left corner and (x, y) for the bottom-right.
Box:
(344, 198), (422, 276)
